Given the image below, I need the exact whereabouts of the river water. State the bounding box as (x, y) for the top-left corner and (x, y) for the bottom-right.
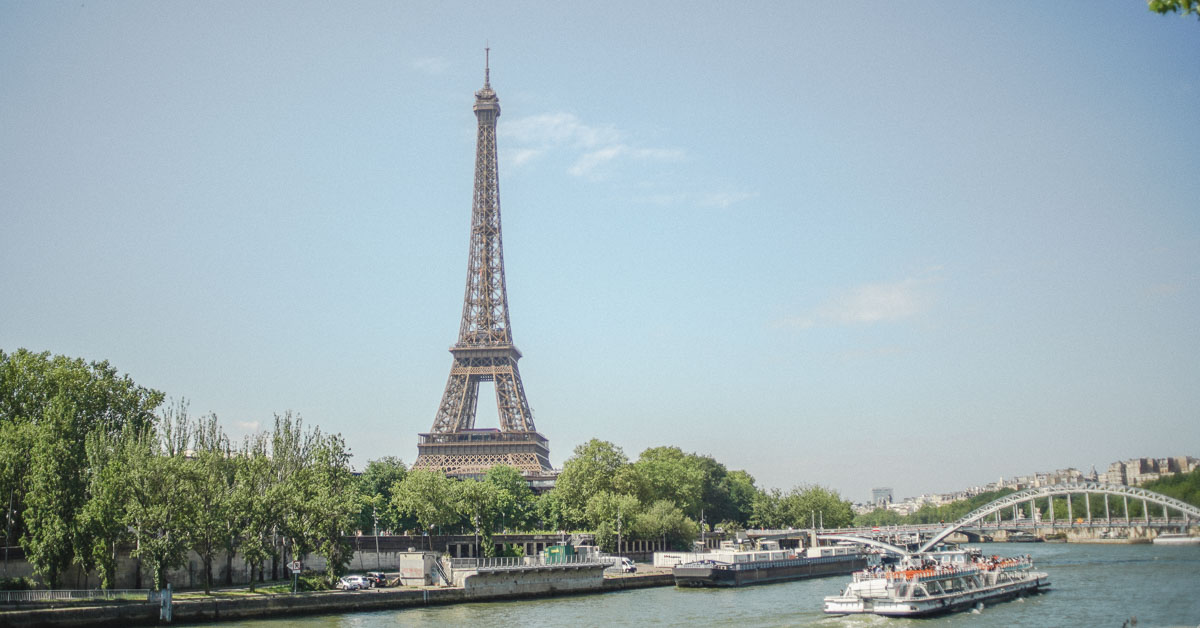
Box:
(214, 543), (1199, 627)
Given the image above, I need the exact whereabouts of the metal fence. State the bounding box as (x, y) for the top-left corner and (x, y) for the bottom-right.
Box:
(0, 589), (153, 604)
(448, 554), (607, 571)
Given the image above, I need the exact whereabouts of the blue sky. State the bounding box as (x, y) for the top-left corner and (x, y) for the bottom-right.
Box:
(2, 2), (1197, 502)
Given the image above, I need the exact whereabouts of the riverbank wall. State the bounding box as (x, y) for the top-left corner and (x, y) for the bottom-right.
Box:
(0, 570), (675, 626)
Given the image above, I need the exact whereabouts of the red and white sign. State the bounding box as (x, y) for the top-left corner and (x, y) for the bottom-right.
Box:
(289, 561), (301, 573)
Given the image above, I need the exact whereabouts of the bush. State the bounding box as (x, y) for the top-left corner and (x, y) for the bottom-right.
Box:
(0, 577), (34, 591)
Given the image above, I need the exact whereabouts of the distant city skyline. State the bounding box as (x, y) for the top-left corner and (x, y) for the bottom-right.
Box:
(863, 455), (1199, 512)
(2, 3), (1198, 500)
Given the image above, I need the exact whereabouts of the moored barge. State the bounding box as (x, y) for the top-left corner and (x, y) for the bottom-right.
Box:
(673, 540), (868, 588)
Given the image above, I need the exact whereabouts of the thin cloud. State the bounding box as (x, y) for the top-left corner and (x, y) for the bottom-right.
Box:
(412, 57), (451, 75)
(775, 272), (941, 330)
(233, 420), (261, 433)
(500, 111), (682, 179)
(699, 190), (758, 209)
(819, 278), (929, 324)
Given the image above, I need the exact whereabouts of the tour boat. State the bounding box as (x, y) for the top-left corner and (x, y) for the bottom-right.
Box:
(1152, 533), (1200, 546)
(822, 547), (1049, 617)
(672, 540), (868, 587)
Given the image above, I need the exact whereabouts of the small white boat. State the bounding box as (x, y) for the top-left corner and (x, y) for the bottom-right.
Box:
(1152, 533), (1200, 546)
(823, 547), (1049, 617)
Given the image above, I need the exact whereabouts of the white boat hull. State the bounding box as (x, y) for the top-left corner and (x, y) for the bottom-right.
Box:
(824, 572), (1049, 617)
(1153, 535), (1200, 546)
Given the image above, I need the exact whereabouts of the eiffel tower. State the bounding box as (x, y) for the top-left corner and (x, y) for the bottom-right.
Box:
(412, 53), (554, 480)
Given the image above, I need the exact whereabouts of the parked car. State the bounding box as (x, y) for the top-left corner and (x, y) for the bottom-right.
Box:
(365, 571), (388, 587)
(338, 575), (370, 590)
(619, 557), (637, 573)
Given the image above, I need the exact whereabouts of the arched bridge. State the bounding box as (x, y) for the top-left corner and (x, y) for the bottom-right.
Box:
(759, 483), (1200, 558)
(917, 482), (1200, 553)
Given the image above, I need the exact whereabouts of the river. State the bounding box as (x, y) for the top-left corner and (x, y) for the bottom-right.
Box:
(207, 543), (1199, 627)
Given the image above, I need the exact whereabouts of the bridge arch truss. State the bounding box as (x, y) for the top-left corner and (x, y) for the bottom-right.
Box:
(918, 482), (1200, 554)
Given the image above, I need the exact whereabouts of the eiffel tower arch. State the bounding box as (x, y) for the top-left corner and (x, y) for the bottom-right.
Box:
(412, 53), (554, 483)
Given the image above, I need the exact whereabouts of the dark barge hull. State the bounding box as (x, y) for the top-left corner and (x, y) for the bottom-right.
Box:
(674, 556), (867, 588)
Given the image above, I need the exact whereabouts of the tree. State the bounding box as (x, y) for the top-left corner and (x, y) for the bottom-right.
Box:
(232, 434), (275, 591)
(0, 420), (36, 571)
(124, 408), (195, 590)
(455, 479), (501, 557)
(268, 411), (321, 579)
(533, 491), (568, 532)
(77, 427), (134, 589)
(484, 465), (535, 532)
(615, 447), (705, 519)
(391, 470), (458, 549)
(186, 413), (234, 594)
(1148, 0), (1200, 19)
(635, 500), (698, 550)
(355, 457), (408, 535)
(749, 487), (785, 529)
(780, 485), (854, 529)
(584, 491), (640, 553)
(306, 434), (359, 586)
(2, 349), (163, 585)
(552, 439), (628, 527)
(21, 397), (80, 588)
(722, 470), (758, 527)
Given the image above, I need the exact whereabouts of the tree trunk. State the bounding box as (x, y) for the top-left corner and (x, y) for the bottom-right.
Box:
(203, 555), (212, 594)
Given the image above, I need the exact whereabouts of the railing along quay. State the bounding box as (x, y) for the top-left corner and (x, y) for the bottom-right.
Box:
(448, 554), (607, 571)
(0, 589), (153, 603)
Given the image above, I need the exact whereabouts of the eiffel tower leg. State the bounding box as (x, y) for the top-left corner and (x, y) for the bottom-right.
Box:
(493, 364), (535, 433)
(431, 371), (479, 433)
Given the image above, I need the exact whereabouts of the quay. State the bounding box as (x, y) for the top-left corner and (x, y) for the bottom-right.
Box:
(0, 561), (673, 627)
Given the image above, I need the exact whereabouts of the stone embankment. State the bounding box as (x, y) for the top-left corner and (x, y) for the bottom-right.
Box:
(0, 569), (676, 627)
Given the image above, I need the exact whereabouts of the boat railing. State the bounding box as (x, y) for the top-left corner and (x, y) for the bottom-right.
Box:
(700, 554), (859, 572)
(853, 557), (1032, 583)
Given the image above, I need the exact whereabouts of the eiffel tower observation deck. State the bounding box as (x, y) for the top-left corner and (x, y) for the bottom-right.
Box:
(412, 53), (555, 483)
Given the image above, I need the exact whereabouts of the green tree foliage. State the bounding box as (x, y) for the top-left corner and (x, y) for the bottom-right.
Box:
(77, 427), (134, 589)
(484, 465), (536, 531)
(1, 349), (163, 582)
(635, 500), (698, 550)
(749, 487), (786, 529)
(720, 470), (759, 528)
(532, 490), (568, 532)
(454, 479), (501, 557)
(22, 398), (80, 588)
(616, 447), (705, 519)
(232, 434), (275, 591)
(391, 470), (458, 549)
(584, 491), (640, 552)
(780, 485), (854, 529)
(186, 412), (234, 594)
(1148, 0), (1200, 19)
(553, 439), (629, 527)
(355, 457), (408, 534)
(305, 434), (359, 586)
(1142, 468), (1200, 508)
(125, 400), (196, 590)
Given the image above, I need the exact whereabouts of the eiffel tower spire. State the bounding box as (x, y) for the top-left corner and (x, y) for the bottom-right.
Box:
(413, 54), (553, 479)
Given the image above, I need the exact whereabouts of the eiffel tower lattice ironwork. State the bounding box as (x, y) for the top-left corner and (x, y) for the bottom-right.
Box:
(412, 53), (553, 479)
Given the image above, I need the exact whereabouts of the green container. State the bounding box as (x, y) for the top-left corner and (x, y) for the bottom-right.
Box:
(542, 544), (575, 563)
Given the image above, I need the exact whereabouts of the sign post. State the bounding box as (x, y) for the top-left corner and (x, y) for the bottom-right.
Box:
(290, 560), (301, 593)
